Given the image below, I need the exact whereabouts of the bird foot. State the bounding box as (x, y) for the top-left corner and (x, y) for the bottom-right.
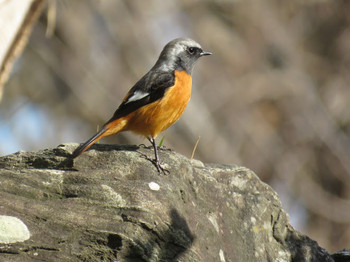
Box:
(142, 154), (169, 174)
(152, 159), (170, 175)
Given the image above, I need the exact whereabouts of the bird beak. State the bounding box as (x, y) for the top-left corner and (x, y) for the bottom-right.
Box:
(200, 51), (212, 56)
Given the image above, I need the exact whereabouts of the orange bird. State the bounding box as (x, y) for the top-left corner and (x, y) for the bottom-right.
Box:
(72, 38), (211, 172)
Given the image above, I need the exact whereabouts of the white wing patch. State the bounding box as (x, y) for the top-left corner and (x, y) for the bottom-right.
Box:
(125, 91), (149, 104)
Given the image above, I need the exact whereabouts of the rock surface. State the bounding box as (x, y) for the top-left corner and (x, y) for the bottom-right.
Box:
(0, 143), (337, 261)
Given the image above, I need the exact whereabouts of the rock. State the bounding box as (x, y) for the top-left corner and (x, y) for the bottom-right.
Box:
(0, 143), (336, 261)
(0, 215), (30, 244)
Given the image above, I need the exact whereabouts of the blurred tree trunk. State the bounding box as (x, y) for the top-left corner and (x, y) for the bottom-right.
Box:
(0, 0), (46, 101)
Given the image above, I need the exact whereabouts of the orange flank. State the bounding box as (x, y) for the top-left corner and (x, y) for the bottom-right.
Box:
(124, 70), (192, 138)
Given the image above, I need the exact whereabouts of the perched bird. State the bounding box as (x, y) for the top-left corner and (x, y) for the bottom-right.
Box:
(72, 38), (211, 172)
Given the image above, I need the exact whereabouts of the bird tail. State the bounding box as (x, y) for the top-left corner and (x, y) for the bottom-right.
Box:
(71, 118), (127, 158)
(71, 127), (108, 158)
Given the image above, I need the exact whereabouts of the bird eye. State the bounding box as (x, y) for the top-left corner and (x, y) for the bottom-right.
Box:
(188, 47), (195, 54)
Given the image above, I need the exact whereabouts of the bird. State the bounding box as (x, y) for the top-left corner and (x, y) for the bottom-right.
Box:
(71, 38), (211, 172)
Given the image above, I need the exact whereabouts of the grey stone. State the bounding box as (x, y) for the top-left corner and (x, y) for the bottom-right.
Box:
(0, 143), (335, 261)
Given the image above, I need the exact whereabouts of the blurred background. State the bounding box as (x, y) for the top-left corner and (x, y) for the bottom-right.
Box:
(1, 0), (350, 252)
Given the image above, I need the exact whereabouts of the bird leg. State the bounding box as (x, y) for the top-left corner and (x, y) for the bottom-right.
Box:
(147, 137), (169, 174)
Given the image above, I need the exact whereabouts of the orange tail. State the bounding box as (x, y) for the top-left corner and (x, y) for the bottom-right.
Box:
(71, 118), (127, 158)
(71, 127), (108, 158)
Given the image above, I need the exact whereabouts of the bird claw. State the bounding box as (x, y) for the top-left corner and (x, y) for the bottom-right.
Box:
(152, 159), (170, 175)
(139, 153), (169, 174)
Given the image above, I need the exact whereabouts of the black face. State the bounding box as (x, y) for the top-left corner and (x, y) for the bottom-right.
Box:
(187, 46), (212, 57)
(177, 46), (210, 74)
(187, 46), (201, 56)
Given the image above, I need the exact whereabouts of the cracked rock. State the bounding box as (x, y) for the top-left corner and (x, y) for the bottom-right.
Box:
(0, 143), (337, 261)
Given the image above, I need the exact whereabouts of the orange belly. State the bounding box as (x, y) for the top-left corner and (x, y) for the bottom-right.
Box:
(125, 70), (192, 138)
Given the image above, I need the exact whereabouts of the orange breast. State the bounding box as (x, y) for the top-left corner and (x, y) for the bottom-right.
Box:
(125, 70), (192, 138)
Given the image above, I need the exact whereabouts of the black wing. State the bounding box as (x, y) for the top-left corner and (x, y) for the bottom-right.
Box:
(105, 70), (175, 124)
